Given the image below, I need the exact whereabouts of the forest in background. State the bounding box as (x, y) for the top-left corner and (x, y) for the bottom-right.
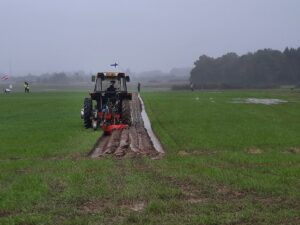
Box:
(190, 47), (300, 89)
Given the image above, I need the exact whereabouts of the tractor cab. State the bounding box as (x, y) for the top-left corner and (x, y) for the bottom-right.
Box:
(81, 72), (132, 134)
(92, 72), (130, 93)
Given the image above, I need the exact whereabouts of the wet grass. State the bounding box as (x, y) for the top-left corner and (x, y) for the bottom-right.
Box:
(143, 90), (300, 152)
(1, 90), (300, 224)
(142, 89), (300, 223)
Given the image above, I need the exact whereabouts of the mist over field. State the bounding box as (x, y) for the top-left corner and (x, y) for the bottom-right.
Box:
(1, 2), (300, 225)
(0, 0), (300, 77)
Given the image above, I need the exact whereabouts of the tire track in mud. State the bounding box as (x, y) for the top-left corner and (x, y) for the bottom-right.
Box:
(89, 93), (164, 158)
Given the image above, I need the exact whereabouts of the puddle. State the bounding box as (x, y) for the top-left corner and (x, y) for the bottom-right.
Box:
(232, 98), (288, 105)
(138, 94), (164, 154)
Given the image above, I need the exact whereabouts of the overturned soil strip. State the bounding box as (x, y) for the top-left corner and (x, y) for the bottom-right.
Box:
(89, 93), (164, 158)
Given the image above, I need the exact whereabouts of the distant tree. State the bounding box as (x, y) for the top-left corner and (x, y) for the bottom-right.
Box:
(190, 47), (300, 88)
(47, 72), (69, 84)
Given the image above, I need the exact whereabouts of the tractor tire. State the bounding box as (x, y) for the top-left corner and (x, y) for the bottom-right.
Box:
(122, 100), (131, 126)
(83, 98), (92, 128)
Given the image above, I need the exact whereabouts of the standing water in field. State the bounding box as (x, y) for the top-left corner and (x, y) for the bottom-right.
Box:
(232, 98), (288, 105)
(138, 94), (164, 154)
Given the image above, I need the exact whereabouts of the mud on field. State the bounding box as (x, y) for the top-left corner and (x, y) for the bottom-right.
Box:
(89, 93), (164, 158)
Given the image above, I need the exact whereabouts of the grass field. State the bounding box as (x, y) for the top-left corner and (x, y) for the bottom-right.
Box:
(1, 90), (299, 225)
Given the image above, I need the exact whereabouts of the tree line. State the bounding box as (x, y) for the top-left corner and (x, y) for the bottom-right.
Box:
(190, 47), (300, 89)
(11, 71), (92, 85)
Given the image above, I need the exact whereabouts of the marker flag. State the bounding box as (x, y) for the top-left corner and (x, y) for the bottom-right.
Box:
(1, 75), (9, 80)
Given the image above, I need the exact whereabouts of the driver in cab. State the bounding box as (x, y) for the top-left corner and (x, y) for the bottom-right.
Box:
(107, 80), (116, 92)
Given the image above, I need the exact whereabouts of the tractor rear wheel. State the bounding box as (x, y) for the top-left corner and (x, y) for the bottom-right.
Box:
(122, 100), (131, 125)
(83, 98), (92, 128)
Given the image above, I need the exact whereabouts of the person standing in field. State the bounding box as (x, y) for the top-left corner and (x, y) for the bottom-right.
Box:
(190, 82), (194, 92)
(137, 82), (141, 93)
(24, 82), (30, 93)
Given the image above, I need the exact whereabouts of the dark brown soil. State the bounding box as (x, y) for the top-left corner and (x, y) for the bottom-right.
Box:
(89, 93), (161, 158)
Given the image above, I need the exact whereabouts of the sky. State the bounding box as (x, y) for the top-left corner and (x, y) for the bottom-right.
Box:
(0, 0), (299, 76)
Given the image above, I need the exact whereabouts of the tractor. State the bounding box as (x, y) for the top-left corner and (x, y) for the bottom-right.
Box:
(81, 72), (132, 134)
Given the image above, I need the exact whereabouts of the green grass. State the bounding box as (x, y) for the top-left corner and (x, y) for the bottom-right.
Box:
(143, 90), (300, 196)
(1, 90), (299, 225)
(0, 92), (99, 159)
(143, 90), (300, 151)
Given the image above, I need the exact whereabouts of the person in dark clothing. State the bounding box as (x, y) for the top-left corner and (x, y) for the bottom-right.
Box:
(105, 80), (117, 105)
(106, 80), (116, 92)
(137, 82), (141, 93)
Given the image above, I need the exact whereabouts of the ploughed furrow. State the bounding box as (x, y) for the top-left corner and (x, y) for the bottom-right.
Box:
(90, 93), (162, 158)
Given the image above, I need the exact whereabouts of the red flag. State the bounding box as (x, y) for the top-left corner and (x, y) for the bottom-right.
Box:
(1, 75), (9, 80)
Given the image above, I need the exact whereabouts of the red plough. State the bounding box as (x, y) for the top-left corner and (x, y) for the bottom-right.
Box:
(102, 124), (128, 135)
(99, 112), (129, 135)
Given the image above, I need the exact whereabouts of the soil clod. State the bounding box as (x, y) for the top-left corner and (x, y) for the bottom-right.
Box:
(90, 93), (163, 158)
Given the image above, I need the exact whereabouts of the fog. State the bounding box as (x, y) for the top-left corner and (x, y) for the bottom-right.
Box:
(0, 0), (299, 76)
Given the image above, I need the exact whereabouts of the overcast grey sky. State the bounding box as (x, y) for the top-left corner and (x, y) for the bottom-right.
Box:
(0, 0), (299, 75)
